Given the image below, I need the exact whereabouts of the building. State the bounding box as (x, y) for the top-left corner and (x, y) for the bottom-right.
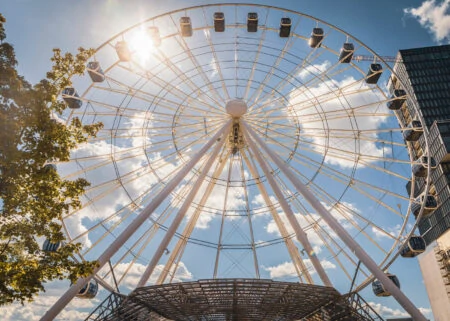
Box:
(389, 45), (450, 320)
(389, 45), (450, 243)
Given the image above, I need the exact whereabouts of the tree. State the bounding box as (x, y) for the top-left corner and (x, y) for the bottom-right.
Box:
(0, 13), (103, 305)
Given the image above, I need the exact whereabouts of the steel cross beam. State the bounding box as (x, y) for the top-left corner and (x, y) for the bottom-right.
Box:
(156, 151), (230, 284)
(242, 121), (427, 321)
(137, 128), (227, 287)
(40, 120), (231, 321)
(243, 128), (331, 287)
(241, 151), (313, 283)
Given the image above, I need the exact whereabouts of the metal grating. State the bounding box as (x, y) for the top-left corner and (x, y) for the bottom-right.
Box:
(85, 279), (384, 321)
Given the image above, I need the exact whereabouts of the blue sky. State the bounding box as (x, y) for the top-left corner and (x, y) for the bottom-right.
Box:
(1, 1), (450, 320)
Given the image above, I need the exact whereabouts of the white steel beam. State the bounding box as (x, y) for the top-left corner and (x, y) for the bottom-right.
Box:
(243, 128), (331, 287)
(242, 120), (427, 321)
(137, 129), (227, 287)
(40, 120), (231, 321)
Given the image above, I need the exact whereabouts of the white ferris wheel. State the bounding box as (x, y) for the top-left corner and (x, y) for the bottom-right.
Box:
(42, 4), (433, 321)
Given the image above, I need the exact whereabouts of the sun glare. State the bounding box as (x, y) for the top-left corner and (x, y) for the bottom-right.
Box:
(129, 28), (156, 64)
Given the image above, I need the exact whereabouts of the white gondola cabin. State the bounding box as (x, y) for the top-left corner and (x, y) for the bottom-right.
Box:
(43, 239), (63, 252)
(339, 43), (354, 63)
(309, 28), (324, 48)
(403, 120), (423, 142)
(86, 61), (105, 83)
(62, 87), (82, 109)
(412, 156), (437, 177)
(279, 18), (291, 38)
(387, 89), (406, 110)
(365, 63), (383, 84)
(400, 235), (426, 258)
(75, 280), (98, 299)
(247, 12), (258, 32)
(115, 41), (131, 62)
(43, 164), (57, 173)
(148, 27), (161, 47)
(180, 17), (193, 37)
(411, 194), (438, 218)
(214, 12), (225, 32)
(372, 273), (400, 297)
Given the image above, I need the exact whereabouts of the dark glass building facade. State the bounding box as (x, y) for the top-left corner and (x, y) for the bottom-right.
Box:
(389, 45), (450, 244)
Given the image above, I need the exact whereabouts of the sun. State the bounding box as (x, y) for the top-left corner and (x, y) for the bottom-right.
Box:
(129, 27), (158, 64)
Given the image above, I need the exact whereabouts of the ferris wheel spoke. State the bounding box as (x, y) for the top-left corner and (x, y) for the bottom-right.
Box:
(244, 127), (332, 286)
(249, 30), (332, 109)
(238, 152), (261, 278)
(247, 19), (301, 106)
(137, 125), (227, 287)
(213, 155), (234, 279)
(242, 149), (313, 283)
(247, 61), (353, 114)
(103, 70), (224, 116)
(201, 7), (231, 101)
(156, 148), (230, 284)
(118, 63), (221, 113)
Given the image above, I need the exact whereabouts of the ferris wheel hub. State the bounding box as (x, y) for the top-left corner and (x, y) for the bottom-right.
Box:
(225, 99), (247, 117)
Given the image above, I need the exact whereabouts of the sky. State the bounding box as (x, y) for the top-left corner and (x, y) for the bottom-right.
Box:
(1, 0), (450, 320)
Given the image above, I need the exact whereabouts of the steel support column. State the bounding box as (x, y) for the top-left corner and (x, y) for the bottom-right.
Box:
(242, 121), (427, 321)
(40, 120), (231, 321)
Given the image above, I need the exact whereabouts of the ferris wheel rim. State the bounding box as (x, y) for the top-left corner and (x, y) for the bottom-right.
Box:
(57, 3), (432, 300)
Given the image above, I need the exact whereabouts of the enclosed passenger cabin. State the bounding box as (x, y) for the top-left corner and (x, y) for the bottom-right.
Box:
(115, 41), (131, 62)
(180, 17), (193, 37)
(403, 120), (423, 142)
(411, 194), (438, 218)
(387, 89), (406, 110)
(43, 239), (63, 252)
(62, 87), (82, 109)
(214, 12), (225, 32)
(148, 27), (161, 47)
(365, 63), (383, 84)
(247, 12), (258, 32)
(43, 164), (57, 173)
(412, 156), (437, 177)
(400, 236), (426, 258)
(279, 18), (292, 38)
(75, 280), (98, 299)
(309, 28), (324, 48)
(86, 61), (105, 83)
(338, 43), (354, 63)
(372, 274), (400, 297)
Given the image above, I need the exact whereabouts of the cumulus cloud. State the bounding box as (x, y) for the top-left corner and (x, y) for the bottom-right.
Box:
(263, 259), (336, 279)
(288, 69), (389, 168)
(404, 0), (450, 43)
(0, 282), (100, 321)
(369, 302), (433, 319)
(100, 261), (193, 290)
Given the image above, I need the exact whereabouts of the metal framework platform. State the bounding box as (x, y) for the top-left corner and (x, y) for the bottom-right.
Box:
(85, 279), (384, 321)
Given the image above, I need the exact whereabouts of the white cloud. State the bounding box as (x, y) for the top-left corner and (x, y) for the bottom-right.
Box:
(371, 224), (401, 239)
(100, 261), (193, 289)
(369, 302), (409, 318)
(263, 259), (336, 279)
(0, 282), (100, 321)
(404, 0), (450, 43)
(298, 61), (331, 81)
(369, 302), (433, 319)
(288, 70), (389, 168)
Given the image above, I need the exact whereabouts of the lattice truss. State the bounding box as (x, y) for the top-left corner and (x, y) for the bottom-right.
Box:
(85, 279), (383, 321)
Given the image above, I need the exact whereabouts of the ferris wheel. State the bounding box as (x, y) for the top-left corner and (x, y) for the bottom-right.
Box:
(42, 4), (433, 320)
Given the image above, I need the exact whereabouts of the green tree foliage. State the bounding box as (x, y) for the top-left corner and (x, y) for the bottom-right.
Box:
(0, 13), (103, 305)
